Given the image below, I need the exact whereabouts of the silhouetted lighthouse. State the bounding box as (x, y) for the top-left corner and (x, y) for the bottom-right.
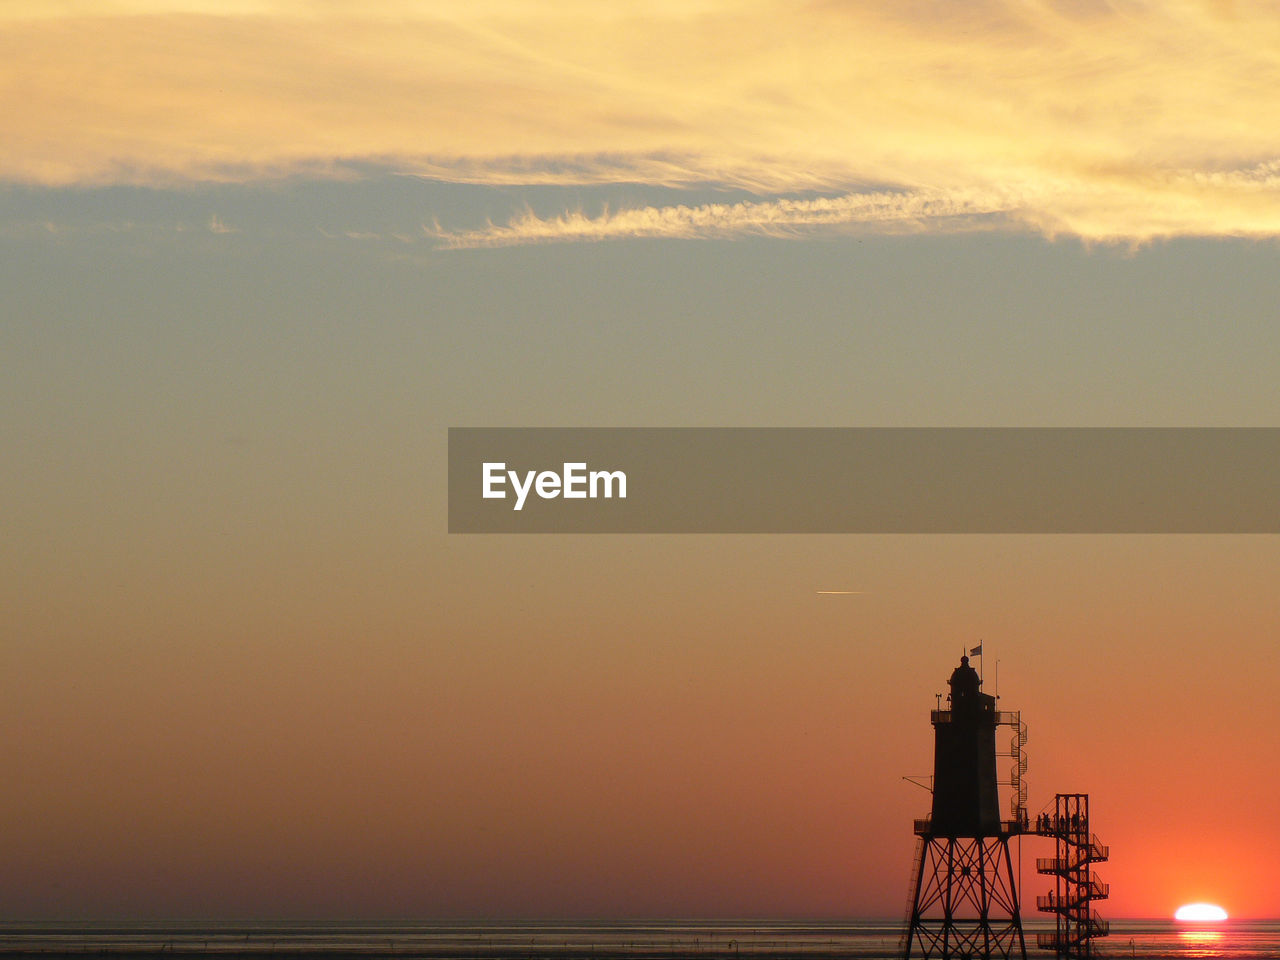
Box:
(903, 655), (1027, 960)
(929, 656), (1000, 836)
(902, 655), (1110, 960)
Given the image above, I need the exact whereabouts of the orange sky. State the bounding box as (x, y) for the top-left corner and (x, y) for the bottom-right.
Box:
(5, 529), (1278, 918)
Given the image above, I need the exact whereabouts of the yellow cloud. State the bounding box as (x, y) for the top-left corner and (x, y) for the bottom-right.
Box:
(6, 0), (1280, 239)
(430, 188), (1017, 247)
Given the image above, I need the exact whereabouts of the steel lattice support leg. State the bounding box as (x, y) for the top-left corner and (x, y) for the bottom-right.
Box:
(904, 835), (1027, 960)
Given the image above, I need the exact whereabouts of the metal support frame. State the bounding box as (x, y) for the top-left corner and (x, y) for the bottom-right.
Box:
(903, 832), (1027, 960)
(1034, 794), (1110, 958)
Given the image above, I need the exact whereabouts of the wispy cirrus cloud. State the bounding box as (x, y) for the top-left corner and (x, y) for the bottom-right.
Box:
(431, 188), (1018, 248)
(432, 159), (1280, 248)
(7, 0), (1280, 241)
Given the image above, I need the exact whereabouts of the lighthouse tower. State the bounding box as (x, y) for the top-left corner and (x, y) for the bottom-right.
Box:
(903, 656), (1027, 960)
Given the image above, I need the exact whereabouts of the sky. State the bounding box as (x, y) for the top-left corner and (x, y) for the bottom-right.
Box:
(4, 0), (1280, 923)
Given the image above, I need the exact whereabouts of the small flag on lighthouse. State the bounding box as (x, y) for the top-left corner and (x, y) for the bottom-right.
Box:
(969, 643), (982, 656)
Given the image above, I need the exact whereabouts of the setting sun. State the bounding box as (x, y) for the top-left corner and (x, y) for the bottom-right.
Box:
(1175, 903), (1229, 923)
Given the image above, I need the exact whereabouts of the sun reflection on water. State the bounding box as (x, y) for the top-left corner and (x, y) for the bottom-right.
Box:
(1178, 928), (1226, 958)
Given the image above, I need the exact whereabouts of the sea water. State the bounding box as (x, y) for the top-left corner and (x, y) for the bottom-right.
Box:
(1, 919), (1277, 958)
